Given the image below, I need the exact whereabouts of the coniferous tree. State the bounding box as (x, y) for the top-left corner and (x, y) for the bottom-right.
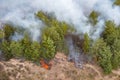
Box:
(111, 39), (120, 69)
(0, 30), (4, 39)
(40, 35), (56, 60)
(29, 41), (41, 61)
(0, 41), (12, 60)
(89, 11), (99, 25)
(91, 39), (112, 74)
(3, 24), (15, 41)
(102, 20), (118, 46)
(20, 33), (32, 60)
(37, 11), (75, 53)
(0, 11), (75, 62)
(83, 33), (90, 54)
(10, 41), (23, 58)
(36, 11), (51, 25)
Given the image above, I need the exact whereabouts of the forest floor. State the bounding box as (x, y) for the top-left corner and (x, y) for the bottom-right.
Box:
(0, 52), (120, 80)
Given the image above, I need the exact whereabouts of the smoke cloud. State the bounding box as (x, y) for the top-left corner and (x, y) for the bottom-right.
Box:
(0, 0), (120, 40)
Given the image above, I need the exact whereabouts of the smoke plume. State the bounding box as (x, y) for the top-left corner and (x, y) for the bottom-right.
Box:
(0, 0), (120, 40)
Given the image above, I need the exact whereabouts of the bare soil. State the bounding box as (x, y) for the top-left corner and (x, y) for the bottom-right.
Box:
(0, 53), (120, 80)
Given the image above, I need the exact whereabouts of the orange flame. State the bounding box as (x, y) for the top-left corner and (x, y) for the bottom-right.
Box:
(40, 59), (52, 70)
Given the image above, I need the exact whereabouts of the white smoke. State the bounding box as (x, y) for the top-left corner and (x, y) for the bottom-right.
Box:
(0, 0), (43, 41)
(67, 36), (84, 68)
(0, 0), (120, 40)
(94, 0), (120, 25)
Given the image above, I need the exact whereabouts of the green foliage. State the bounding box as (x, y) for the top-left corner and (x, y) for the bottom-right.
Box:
(0, 41), (13, 60)
(0, 11), (74, 62)
(111, 39), (120, 53)
(29, 41), (41, 61)
(93, 20), (120, 71)
(42, 27), (61, 42)
(36, 11), (51, 26)
(41, 26), (62, 52)
(0, 29), (4, 39)
(111, 39), (120, 69)
(37, 11), (75, 53)
(10, 41), (23, 57)
(36, 11), (75, 34)
(101, 20), (120, 69)
(1, 11), (120, 75)
(102, 20), (118, 46)
(111, 51), (120, 69)
(0, 33), (41, 61)
(91, 39), (112, 74)
(83, 33), (90, 54)
(3, 24), (15, 41)
(20, 34), (41, 61)
(40, 35), (56, 60)
(20, 33), (31, 59)
(22, 42), (41, 62)
(114, 0), (120, 6)
(89, 11), (99, 25)
(117, 27), (120, 39)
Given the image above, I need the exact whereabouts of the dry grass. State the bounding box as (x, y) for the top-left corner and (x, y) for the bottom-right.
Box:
(0, 53), (120, 80)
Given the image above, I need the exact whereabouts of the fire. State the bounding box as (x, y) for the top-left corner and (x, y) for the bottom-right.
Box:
(40, 59), (52, 70)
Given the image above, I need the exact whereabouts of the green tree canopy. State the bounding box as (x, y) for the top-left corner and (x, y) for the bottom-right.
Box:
(114, 0), (120, 6)
(3, 24), (15, 41)
(0, 30), (4, 39)
(111, 39), (120, 69)
(0, 41), (12, 60)
(83, 33), (90, 54)
(89, 11), (99, 25)
(102, 20), (118, 46)
(37, 11), (75, 53)
(40, 35), (56, 61)
(91, 39), (112, 74)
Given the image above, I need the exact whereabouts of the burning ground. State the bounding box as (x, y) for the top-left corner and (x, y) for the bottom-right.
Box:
(0, 52), (120, 80)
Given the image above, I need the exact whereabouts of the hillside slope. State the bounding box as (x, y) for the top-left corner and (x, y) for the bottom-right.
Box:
(0, 53), (120, 80)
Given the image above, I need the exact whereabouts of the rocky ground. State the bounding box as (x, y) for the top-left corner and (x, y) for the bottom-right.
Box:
(0, 53), (120, 80)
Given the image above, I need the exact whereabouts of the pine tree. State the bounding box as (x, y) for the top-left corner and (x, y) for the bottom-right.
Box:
(91, 39), (112, 74)
(40, 35), (56, 60)
(30, 41), (41, 61)
(83, 33), (90, 54)
(89, 11), (99, 25)
(0, 30), (4, 39)
(20, 33), (32, 60)
(3, 24), (15, 41)
(0, 41), (13, 60)
(111, 39), (120, 69)
(36, 11), (51, 26)
(10, 41), (23, 58)
(102, 20), (118, 46)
